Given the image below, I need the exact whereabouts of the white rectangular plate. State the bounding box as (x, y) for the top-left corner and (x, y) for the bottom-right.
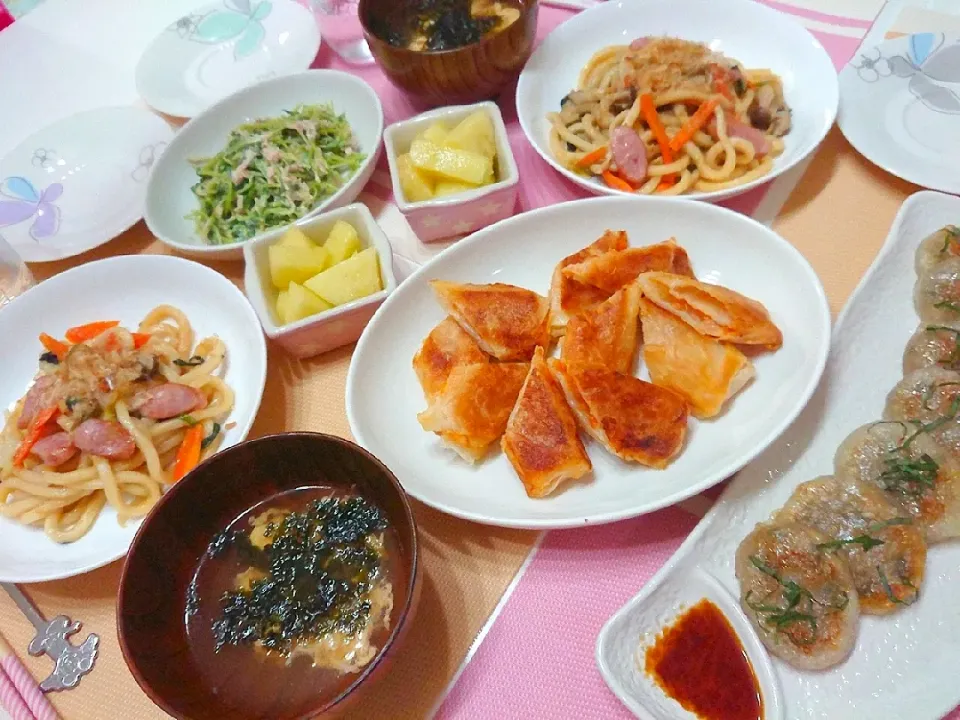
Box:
(597, 190), (960, 720)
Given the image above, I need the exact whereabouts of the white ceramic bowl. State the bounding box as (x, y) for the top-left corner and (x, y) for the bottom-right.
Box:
(0, 255), (267, 582)
(243, 202), (397, 358)
(516, 0), (839, 203)
(144, 69), (384, 260)
(383, 101), (520, 243)
(135, 0), (321, 119)
(346, 196), (830, 529)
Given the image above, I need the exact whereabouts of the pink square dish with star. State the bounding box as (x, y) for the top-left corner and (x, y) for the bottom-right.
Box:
(383, 101), (520, 243)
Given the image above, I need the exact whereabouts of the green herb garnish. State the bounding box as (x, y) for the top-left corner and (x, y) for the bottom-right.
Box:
(878, 453), (938, 496)
(899, 394), (960, 450)
(939, 225), (960, 255)
(920, 381), (960, 411)
(933, 300), (960, 314)
(173, 356), (204, 367)
(745, 555), (849, 645)
(818, 535), (885, 552)
(201, 422), (221, 449)
(817, 518), (912, 552)
(179, 414), (198, 426)
(925, 325), (960, 366)
(878, 566), (911, 606)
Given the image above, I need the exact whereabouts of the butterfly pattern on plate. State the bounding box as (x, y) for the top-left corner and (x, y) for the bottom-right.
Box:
(853, 33), (960, 115)
(0, 177), (63, 242)
(130, 142), (168, 183)
(31, 148), (58, 170)
(168, 0), (273, 60)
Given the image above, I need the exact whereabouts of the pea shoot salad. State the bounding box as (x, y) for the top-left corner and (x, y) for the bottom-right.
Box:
(186, 104), (366, 245)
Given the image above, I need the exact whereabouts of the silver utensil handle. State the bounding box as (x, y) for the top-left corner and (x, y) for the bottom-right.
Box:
(2, 582), (46, 630)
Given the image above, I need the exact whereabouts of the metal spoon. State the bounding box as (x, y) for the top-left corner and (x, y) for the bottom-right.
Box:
(1, 583), (98, 692)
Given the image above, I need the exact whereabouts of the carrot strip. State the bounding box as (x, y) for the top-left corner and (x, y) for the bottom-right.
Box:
(641, 94), (677, 189)
(576, 146), (608, 168)
(13, 407), (60, 467)
(64, 320), (119, 344)
(640, 94), (673, 164)
(106, 331), (150, 351)
(172, 424), (204, 483)
(602, 170), (634, 193)
(39, 333), (70, 360)
(669, 99), (719, 153)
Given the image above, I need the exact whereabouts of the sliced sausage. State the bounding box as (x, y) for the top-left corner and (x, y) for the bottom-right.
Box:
(73, 419), (136, 460)
(18, 375), (59, 429)
(725, 119), (772, 155)
(610, 126), (648, 184)
(130, 383), (207, 420)
(30, 432), (78, 468)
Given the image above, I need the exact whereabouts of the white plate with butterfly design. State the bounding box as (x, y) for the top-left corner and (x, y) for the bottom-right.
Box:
(135, 0), (321, 119)
(0, 106), (174, 263)
(839, 33), (960, 195)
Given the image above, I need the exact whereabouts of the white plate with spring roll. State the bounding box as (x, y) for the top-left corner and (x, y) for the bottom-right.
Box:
(346, 196), (830, 529)
(0, 255), (267, 582)
(597, 190), (960, 720)
(515, 0), (838, 202)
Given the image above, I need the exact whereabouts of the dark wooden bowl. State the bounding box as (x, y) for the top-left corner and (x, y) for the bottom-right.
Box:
(117, 433), (420, 720)
(358, 0), (539, 107)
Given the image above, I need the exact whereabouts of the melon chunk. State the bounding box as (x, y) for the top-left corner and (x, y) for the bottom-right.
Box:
(446, 110), (497, 160)
(268, 244), (330, 290)
(279, 281), (332, 324)
(305, 247), (383, 307)
(408, 138), (493, 186)
(323, 220), (362, 265)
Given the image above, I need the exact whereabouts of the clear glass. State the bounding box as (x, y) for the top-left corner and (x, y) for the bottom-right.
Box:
(309, 0), (375, 66)
(0, 235), (33, 309)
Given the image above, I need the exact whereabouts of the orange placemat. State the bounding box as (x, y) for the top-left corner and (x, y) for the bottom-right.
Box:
(2, 207), (538, 720)
(773, 126), (918, 314)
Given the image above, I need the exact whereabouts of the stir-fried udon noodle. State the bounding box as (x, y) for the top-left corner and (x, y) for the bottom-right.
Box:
(548, 37), (792, 196)
(0, 306), (234, 543)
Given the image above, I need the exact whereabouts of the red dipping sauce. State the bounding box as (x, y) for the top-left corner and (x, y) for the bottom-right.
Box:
(644, 599), (762, 720)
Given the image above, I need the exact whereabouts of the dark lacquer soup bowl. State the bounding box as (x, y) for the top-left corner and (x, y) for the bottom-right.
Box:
(359, 0), (539, 107)
(117, 433), (420, 720)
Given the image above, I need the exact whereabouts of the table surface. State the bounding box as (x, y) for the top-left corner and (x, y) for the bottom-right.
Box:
(1, 0), (958, 718)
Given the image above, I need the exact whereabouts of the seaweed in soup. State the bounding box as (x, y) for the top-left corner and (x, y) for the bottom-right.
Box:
(206, 494), (390, 655)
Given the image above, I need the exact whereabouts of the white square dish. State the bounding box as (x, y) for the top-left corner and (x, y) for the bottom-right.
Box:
(243, 203), (397, 358)
(383, 101), (520, 243)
